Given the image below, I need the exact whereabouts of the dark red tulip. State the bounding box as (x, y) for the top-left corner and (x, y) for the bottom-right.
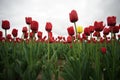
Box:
(112, 26), (119, 33)
(6, 34), (12, 40)
(82, 33), (87, 40)
(45, 22), (52, 32)
(31, 20), (38, 33)
(37, 31), (42, 39)
(101, 47), (107, 54)
(0, 31), (3, 38)
(69, 10), (78, 23)
(93, 31), (100, 37)
(2, 20), (10, 30)
(22, 27), (28, 33)
(103, 28), (110, 35)
(84, 27), (90, 36)
(24, 32), (28, 39)
(67, 35), (72, 43)
(89, 26), (94, 33)
(48, 32), (53, 38)
(30, 32), (34, 39)
(107, 16), (116, 26)
(94, 21), (104, 32)
(12, 28), (18, 37)
(67, 26), (75, 36)
(25, 17), (32, 25)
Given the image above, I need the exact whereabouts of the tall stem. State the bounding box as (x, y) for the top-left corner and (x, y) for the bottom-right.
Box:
(74, 22), (77, 38)
(5, 30), (7, 39)
(48, 33), (50, 62)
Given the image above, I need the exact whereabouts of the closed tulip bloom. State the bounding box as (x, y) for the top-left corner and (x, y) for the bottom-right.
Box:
(12, 28), (18, 37)
(0, 31), (3, 38)
(67, 35), (72, 43)
(67, 26), (75, 36)
(77, 26), (83, 33)
(24, 32), (28, 39)
(22, 27), (28, 33)
(6, 34), (12, 40)
(107, 16), (116, 26)
(94, 21), (105, 32)
(31, 20), (38, 33)
(101, 47), (107, 54)
(84, 27), (90, 36)
(103, 28), (110, 35)
(69, 10), (78, 23)
(25, 17), (32, 25)
(37, 31), (42, 39)
(30, 32), (34, 39)
(89, 26), (94, 33)
(112, 26), (119, 33)
(45, 22), (52, 32)
(2, 20), (10, 30)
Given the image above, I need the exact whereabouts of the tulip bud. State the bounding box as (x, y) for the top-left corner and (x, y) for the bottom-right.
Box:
(31, 20), (39, 33)
(45, 22), (52, 32)
(25, 17), (32, 25)
(2, 20), (10, 30)
(12, 28), (18, 37)
(77, 26), (83, 33)
(107, 16), (116, 26)
(67, 26), (75, 36)
(69, 10), (78, 23)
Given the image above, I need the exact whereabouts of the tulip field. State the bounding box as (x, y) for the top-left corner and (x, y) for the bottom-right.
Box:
(0, 10), (120, 80)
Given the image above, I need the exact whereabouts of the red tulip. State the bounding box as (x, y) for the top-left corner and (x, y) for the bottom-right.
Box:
(37, 31), (42, 39)
(67, 26), (75, 36)
(69, 10), (78, 23)
(112, 26), (119, 33)
(45, 22), (52, 32)
(22, 27), (28, 33)
(67, 35), (72, 43)
(93, 32), (100, 37)
(82, 33), (87, 40)
(30, 32), (34, 39)
(12, 28), (18, 37)
(89, 26), (94, 33)
(101, 47), (107, 54)
(107, 16), (116, 26)
(31, 20), (38, 33)
(94, 21), (104, 32)
(24, 32), (28, 39)
(25, 17), (32, 25)
(84, 27), (90, 36)
(2, 20), (10, 30)
(6, 34), (12, 40)
(0, 31), (3, 38)
(103, 28), (110, 35)
(48, 32), (53, 38)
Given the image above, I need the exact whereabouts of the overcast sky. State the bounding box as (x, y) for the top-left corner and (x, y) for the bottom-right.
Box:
(0, 0), (120, 38)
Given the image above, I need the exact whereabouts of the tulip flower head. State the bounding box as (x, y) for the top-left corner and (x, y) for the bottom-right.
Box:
(67, 35), (72, 43)
(2, 20), (10, 30)
(69, 10), (78, 23)
(107, 16), (116, 26)
(31, 20), (39, 33)
(89, 26), (94, 33)
(22, 27), (28, 33)
(67, 26), (75, 36)
(12, 28), (18, 37)
(101, 47), (107, 54)
(37, 31), (43, 39)
(103, 28), (110, 35)
(94, 21), (105, 32)
(84, 27), (90, 36)
(0, 31), (3, 38)
(25, 17), (32, 25)
(45, 22), (52, 32)
(77, 26), (83, 33)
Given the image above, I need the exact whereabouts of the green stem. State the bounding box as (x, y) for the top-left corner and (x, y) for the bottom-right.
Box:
(5, 30), (7, 39)
(48, 34), (50, 62)
(74, 22), (77, 38)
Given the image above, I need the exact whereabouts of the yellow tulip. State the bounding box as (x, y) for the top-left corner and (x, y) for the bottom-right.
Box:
(77, 26), (83, 33)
